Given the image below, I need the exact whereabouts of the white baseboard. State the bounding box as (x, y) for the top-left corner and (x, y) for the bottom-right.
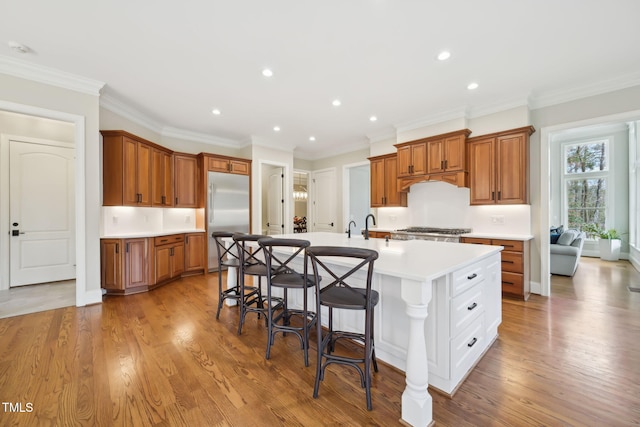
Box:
(78, 289), (103, 307)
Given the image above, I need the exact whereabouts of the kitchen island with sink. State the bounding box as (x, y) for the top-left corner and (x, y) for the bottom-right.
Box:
(226, 232), (503, 426)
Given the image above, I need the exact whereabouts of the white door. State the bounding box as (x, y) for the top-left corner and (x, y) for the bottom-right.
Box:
(267, 168), (284, 235)
(312, 168), (337, 232)
(9, 140), (76, 286)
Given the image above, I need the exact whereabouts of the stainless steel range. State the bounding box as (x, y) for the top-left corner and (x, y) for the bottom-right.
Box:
(390, 227), (472, 242)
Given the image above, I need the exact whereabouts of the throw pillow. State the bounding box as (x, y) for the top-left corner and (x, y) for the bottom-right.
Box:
(550, 225), (564, 244)
(556, 229), (578, 246)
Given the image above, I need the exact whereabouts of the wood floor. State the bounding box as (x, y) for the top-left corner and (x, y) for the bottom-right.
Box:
(0, 257), (639, 426)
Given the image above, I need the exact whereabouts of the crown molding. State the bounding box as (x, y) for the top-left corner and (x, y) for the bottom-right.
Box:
(0, 55), (104, 96)
(467, 96), (530, 119)
(162, 126), (242, 148)
(294, 140), (370, 161)
(366, 127), (397, 144)
(100, 92), (164, 133)
(394, 107), (469, 134)
(529, 71), (640, 110)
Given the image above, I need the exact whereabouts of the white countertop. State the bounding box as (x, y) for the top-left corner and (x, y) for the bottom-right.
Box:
(462, 232), (534, 241)
(267, 232), (502, 282)
(101, 229), (206, 239)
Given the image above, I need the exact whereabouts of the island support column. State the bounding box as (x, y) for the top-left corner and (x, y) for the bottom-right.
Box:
(400, 278), (433, 426)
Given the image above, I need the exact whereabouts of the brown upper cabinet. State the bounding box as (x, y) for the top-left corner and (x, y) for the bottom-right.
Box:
(152, 148), (174, 207)
(368, 153), (407, 207)
(467, 126), (535, 205)
(208, 155), (250, 175)
(174, 153), (200, 207)
(426, 132), (469, 174)
(102, 130), (158, 206)
(397, 141), (427, 177)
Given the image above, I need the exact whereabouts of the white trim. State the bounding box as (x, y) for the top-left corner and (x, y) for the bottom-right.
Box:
(540, 108), (640, 297)
(0, 100), (92, 307)
(294, 140), (370, 161)
(0, 55), (105, 96)
(342, 161), (371, 233)
(394, 107), (468, 134)
(162, 126), (242, 148)
(258, 160), (290, 234)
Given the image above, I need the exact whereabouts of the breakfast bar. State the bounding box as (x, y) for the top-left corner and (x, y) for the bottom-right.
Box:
(227, 232), (502, 426)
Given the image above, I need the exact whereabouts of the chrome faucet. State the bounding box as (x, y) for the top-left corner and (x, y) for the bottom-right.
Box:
(364, 214), (376, 240)
(347, 220), (357, 238)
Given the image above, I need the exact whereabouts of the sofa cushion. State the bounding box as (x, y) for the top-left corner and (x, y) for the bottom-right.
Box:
(550, 225), (564, 244)
(556, 229), (578, 246)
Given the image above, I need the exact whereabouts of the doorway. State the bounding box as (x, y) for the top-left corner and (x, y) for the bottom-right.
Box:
(260, 163), (286, 235)
(343, 162), (370, 234)
(293, 171), (309, 233)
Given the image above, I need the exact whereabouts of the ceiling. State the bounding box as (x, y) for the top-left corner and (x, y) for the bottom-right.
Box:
(1, 1), (639, 159)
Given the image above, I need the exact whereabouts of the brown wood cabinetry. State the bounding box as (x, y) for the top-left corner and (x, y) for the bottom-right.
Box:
(152, 148), (174, 207)
(102, 131), (154, 206)
(208, 155), (251, 175)
(461, 237), (530, 300)
(468, 126), (534, 205)
(154, 234), (185, 285)
(100, 238), (150, 295)
(426, 133), (468, 174)
(397, 142), (426, 177)
(368, 231), (391, 239)
(184, 232), (205, 273)
(369, 153), (407, 207)
(174, 153), (199, 207)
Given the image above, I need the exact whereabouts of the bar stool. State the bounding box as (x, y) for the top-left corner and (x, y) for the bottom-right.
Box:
(211, 232), (244, 320)
(307, 246), (379, 410)
(258, 237), (317, 366)
(233, 234), (283, 335)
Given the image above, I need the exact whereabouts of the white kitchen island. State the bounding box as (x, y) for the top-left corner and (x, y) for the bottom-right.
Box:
(227, 232), (502, 426)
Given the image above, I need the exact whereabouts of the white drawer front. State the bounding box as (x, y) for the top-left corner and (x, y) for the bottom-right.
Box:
(451, 281), (484, 337)
(451, 259), (485, 297)
(450, 317), (485, 384)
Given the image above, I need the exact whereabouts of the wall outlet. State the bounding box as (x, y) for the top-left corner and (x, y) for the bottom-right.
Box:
(185, 215), (191, 223)
(491, 215), (505, 225)
(390, 215), (397, 223)
(112, 216), (118, 224)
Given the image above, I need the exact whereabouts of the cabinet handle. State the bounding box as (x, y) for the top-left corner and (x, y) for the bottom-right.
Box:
(441, 160), (444, 169)
(444, 159), (448, 169)
(162, 195), (166, 205)
(186, 235), (189, 244)
(160, 239), (168, 243)
(503, 281), (514, 285)
(502, 260), (514, 264)
(115, 243), (119, 254)
(491, 191), (495, 201)
(175, 197), (178, 205)
(467, 337), (478, 348)
(126, 243), (129, 253)
(467, 302), (478, 311)
(170, 247), (174, 256)
(498, 191), (501, 200)
(467, 273), (477, 280)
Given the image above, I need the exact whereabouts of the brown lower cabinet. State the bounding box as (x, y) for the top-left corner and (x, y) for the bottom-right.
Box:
(368, 231), (391, 239)
(100, 238), (150, 295)
(460, 237), (530, 300)
(101, 232), (206, 295)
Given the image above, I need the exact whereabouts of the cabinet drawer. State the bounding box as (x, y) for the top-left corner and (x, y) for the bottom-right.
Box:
(462, 237), (492, 246)
(452, 259), (485, 297)
(451, 282), (484, 337)
(501, 271), (524, 295)
(154, 234), (185, 246)
(451, 317), (485, 382)
(492, 239), (523, 252)
(501, 251), (523, 273)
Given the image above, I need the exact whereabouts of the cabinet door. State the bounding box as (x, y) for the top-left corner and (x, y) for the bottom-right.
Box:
(230, 160), (250, 175)
(468, 138), (496, 205)
(101, 239), (123, 290)
(396, 146), (412, 177)
(496, 133), (527, 204)
(410, 143), (427, 175)
(384, 156), (406, 206)
(444, 134), (466, 172)
(172, 243), (185, 277)
(124, 239), (149, 288)
(209, 157), (230, 172)
(152, 149), (174, 206)
(174, 154), (199, 207)
(427, 139), (445, 174)
(185, 233), (205, 272)
(155, 245), (172, 283)
(136, 143), (152, 206)
(122, 137), (139, 205)
(370, 158), (385, 207)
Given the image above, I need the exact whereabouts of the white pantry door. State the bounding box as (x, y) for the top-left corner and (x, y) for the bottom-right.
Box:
(267, 168), (284, 235)
(311, 168), (336, 232)
(9, 140), (76, 287)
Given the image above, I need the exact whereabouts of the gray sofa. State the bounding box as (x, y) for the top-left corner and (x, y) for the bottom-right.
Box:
(550, 229), (586, 276)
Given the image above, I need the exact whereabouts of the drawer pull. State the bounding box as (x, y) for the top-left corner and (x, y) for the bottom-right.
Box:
(503, 281), (514, 285)
(160, 239), (169, 243)
(502, 260), (514, 264)
(467, 273), (477, 280)
(467, 337), (478, 348)
(467, 302), (478, 311)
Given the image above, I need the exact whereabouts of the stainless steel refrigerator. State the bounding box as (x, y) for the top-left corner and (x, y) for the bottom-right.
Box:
(207, 171), (250, 271)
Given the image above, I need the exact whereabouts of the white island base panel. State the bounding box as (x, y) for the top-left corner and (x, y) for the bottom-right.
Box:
(226, 233), (502, 426)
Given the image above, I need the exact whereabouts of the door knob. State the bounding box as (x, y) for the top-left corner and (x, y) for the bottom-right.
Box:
(12, 222), (19, 226)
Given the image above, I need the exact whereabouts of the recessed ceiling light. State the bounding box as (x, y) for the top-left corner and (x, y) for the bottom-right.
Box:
(437, 51), (451, 61)
(211, 109), (221, 115)
(467, 82), (479, 90)
(8, 40), (30, 54)
(273, 126), (280, 132)
(332, 99), (341, 107)
(262, 68), (273, 77)
(369, 116), (377, 122)
(309, 136), (316, 142)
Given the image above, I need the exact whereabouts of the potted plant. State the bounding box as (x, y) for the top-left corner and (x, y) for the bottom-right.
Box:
(582, 224), (623, 261)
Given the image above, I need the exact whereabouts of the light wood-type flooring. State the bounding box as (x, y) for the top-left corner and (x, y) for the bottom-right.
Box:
(0, 257), (639, 426)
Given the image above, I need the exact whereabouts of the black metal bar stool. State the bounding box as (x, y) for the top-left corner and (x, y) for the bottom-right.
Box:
(233, 234), (283, 335)
(211, 232), (244, 319)
(258, 237), (317, 366)
(307, 246), (379, 410)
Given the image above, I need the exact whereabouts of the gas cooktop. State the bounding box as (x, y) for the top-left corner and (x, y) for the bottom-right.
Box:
(394, 227), (472, 235)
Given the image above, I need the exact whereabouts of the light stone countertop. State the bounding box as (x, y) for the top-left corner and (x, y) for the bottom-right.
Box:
(101, 229), (207, 239)
(461, 232), (534, 241)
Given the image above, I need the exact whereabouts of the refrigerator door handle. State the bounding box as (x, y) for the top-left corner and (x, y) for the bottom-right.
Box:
(209, 182), (214, 224)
